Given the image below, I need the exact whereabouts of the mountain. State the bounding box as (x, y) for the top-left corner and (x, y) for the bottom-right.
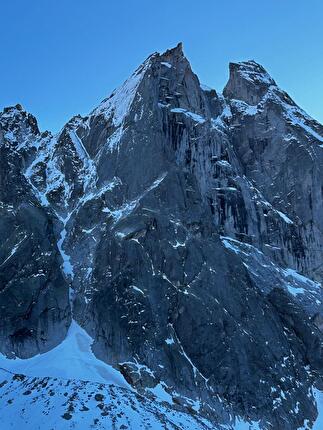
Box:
(0, 43), (322, 430)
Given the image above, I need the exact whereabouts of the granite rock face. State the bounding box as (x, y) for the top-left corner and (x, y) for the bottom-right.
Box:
(0, 44), (323, 429)
(0, 106), (71, 358)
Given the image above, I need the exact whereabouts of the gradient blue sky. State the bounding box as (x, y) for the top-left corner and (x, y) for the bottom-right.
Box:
(1, 0), (323, 131)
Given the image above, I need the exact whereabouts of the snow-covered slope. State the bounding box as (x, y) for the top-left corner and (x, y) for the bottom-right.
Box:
(0, 326), (261, 430)
(0, 369), (216, 430)
(0, 320), (130, 388)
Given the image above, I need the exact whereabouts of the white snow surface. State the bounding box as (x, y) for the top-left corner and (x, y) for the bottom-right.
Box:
(0, 234), (27, 266)
(91, 59), (150, 126)
(312, 389), (323, 429)
(296, 389), (323, 430)
(161, 61), (172, 68)
(280, 100), (323, 143)
(276, 210), (293, 224)
(263, 86), (323, 145)
(237, 61), (274, 86)
(231, 99), (259, 116)
(0, 320), (130, 389)
(57, 227), (74, 279)
(233, 419), (261, 429)
(147, 382), (174, 404)
(0, 368), (216, 430)
(171, 107), (206, 124)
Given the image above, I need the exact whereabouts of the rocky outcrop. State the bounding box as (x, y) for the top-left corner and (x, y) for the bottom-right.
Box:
(224, 60), (323, 280)
(0, 44), (322, 429)
(0, 106), (71, 358)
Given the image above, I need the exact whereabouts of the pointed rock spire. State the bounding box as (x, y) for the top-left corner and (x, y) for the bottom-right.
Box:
(223, 60), (276, 105)
(0, 104), (40, 141)
(161, 42), (184, 59)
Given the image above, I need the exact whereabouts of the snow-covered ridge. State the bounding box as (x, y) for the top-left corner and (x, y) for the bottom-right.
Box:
(280, 98), (323, 143)
(233, 60), (275, 86)
(228, 75), (323, 145)
(90, 55), (152, 125)
(86, 54), (154, 154)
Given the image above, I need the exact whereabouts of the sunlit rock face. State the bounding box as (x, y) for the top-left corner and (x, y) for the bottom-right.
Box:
(0, 44), (322, 429)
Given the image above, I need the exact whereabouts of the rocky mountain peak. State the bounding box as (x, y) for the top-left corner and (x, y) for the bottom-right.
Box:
(0, 45), (323, 430)
(1, 104), (37, 126)
(223, 60), (276, 105)
(159, 41), (184, 61)
(0, 104), (40, 148)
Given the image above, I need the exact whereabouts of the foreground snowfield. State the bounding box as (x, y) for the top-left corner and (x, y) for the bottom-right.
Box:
(0, 368), (265, 430)
(0, 368), (216, 430)
(0, 320), (266, 429)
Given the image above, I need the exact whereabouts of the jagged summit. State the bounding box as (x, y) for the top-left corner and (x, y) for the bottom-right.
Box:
(223, 59), (276, 105)
(1, 104), (36, 125)
(90, 42), (188, 125)
(2, 103), (24, 113)
(229, 60), (275, 85)
(0, 104), (40, 149)
(90, 55), (152, 125)
(160, 41), (185, 60)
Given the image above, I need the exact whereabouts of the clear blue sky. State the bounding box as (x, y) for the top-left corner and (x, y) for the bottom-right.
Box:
(1, 0), (323, 132)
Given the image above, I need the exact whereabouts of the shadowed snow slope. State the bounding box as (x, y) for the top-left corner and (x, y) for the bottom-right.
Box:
(0, 320), (130, 389)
